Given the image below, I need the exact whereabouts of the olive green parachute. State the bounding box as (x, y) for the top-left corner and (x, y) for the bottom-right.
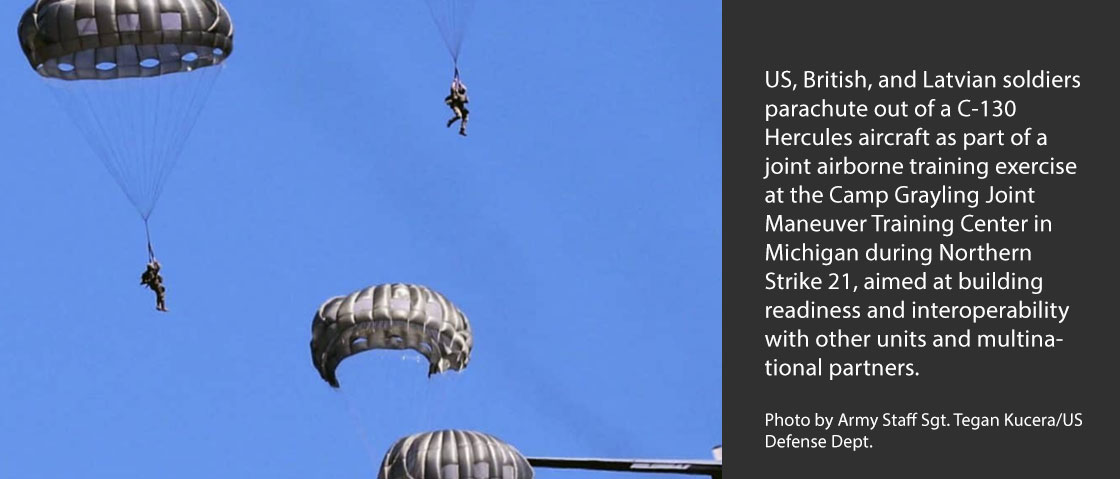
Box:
(17, 0), (235, 256)
(19, 0), (234, 80)
(310, 284), (473, 388)
(380, 430), (534, 479)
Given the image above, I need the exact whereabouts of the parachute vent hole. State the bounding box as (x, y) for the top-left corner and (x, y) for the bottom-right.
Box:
(182, 52), (199, 62)
(96, 62), (117, 71)
(58, 63), (75, 72)
(76, 18), (98, 35)
(351, 337), (368, 348)
(388, 335), (404, 347)
(161, 13), (183, 31)
(140, 58), (161, 68)
(213, 48), (225, 56)
(117, 14), (141, 32)
(473, 463), (491, 479)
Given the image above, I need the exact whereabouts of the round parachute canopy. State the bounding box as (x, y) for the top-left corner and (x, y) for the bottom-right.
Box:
(19, 0), (234, 80)
(310, 284), (473, 388)
(379, 430), (534, 479)
(17, 0), (234, 220)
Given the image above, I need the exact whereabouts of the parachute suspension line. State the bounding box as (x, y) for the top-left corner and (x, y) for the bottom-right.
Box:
(154, 73), (184, 210)
(44, 64), (224, 221)
(102, 79), (137, 212)
(144, 218), (156, 262)
(423, 371), (457, 429)
(146, 69), (164, 218)
(141, 71), (169, 219)
(150, 66), (176, 218)
(424, 0), (477, 62)
(65, 81), (139, 211)
(147, 65), (224, 219)
(422, 375), (439, 429)
(337, 389), (381, 475)
(106, 78), (143, 213)
(136, 76), (153, 218)
(53, 77), (147, 217)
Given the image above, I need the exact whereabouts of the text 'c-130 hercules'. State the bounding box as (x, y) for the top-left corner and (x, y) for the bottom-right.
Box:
(310, 284), (473, 388)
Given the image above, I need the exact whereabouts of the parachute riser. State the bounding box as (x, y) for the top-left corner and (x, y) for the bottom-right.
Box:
(144, 219), (156, 262)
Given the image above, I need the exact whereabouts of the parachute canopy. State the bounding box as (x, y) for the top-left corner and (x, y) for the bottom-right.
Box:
(17, 0), (234, 221)
(19, 0), (234, 80)
(380, 430), (534, 479)
(310, 284), (473, 388)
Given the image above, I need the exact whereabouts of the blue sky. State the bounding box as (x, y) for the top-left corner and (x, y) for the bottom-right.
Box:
(0, 1), (721, 477)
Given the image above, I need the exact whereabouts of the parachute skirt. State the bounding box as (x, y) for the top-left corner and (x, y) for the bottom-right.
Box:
(36, 44), (225, 80)
(379, 430), (534, 479)
(310, 284), (473, 388)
